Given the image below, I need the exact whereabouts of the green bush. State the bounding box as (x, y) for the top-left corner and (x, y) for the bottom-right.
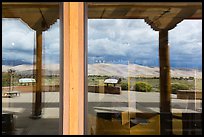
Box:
(121, 82), (128, 90)
(171, 83), (190, 94)
(188, 77), (194, 80)
(134, 82), (152, 92)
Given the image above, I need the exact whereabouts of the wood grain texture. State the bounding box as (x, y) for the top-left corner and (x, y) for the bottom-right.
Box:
(62, 2), (85, 135)
(62, 2), (70, 135)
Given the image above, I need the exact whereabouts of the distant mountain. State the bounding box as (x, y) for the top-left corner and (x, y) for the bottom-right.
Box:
(88, 56), (202, 69)
(3, 58), (201, 69)
(2, 59), (32, 66)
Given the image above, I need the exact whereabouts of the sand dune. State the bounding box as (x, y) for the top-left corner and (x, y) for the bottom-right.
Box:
(2, 63), (202, 78)
(2, 64), (59, 71)
(88, 63), (202, 78)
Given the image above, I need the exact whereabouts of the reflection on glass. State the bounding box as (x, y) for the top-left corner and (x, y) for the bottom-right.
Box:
(88, 19), (160, 135)
(169, 20), (202, 135)
(87, 19), (202, 135)
(2, 3), (60, 135)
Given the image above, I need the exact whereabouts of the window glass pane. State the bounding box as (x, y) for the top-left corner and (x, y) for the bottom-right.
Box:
(169, 20), (202, 135)
(87, 19), (202, 135)
(87, 19), (160, 135)
(2, 3), (60, 135)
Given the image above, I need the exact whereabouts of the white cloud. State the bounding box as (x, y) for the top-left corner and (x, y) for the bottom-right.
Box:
(88, 19), (202, 68)
(88, 19), (159, 63)
(2, 18), (60, 65)
(169, 20), (202, 68)
(2, 19), (35, 51)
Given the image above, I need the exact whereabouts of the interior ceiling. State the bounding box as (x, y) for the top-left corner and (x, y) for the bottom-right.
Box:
(2, 2), (202, 31)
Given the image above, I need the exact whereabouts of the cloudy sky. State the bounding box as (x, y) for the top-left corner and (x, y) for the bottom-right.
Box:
(2, 18), (202, 69)
(2, 18), (60, 65)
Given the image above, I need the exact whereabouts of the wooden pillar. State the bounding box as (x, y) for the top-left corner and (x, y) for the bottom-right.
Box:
(61, 2), (85, 135)
(159, 29), (172, 135)
(32, 30), (42, 118)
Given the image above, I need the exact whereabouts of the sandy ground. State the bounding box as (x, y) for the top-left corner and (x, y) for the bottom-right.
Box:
(2, 92), (59, 135)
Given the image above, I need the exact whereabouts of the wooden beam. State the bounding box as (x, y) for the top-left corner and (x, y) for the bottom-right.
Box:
(164, 8), (197, 29)
(2, 2), (59, 8)
(88, 2), (202, 19)
(61, 2), (85, 135)
(88, 2), (202, 9)
(159, 30), (172, 135)
(2, 7), (59, 31)
(145, 7), (198, 31)
(32, 31), (42, 118)
(61, 3), (70, 134)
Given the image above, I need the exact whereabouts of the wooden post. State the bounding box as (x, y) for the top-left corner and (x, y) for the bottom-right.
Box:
(61, 2), (85, 135)
(159, 29), (172, 135)
(31, 30), (42, 118)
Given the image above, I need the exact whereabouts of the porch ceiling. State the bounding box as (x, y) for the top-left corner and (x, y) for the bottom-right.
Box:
(2, 2), (202, 31)
(88, 2), (202, 30)
(2, 3), (59, 31)
(88, 2), (202, 19)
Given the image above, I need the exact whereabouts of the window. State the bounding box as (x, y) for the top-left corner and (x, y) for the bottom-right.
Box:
(87, 3), (202, 135)
(2, 3), (61, 135)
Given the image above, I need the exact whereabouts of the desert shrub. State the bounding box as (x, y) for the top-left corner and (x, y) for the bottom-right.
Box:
(171, 83), (190, 94)
(179, 77), (184, 80)
(188, 77), (194, 80)
(134, 82), (152, 92)
(121, 82), (128, 90)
